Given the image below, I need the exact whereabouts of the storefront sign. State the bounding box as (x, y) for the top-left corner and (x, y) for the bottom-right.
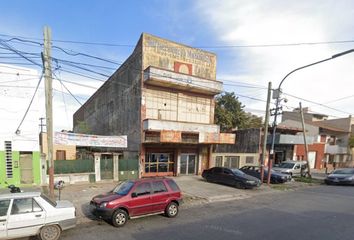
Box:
(54, 132), (127, 148)
(160, 130), (181, 143)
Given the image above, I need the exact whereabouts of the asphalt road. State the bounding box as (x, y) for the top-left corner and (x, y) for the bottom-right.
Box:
(60, 185), (354, 240)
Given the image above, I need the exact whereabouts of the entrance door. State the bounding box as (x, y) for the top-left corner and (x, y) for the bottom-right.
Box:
(20, 153), (33, 184)
(308, 151), (316, 169)
(180, 154), (196, 175)
(100, 155), (113, 180)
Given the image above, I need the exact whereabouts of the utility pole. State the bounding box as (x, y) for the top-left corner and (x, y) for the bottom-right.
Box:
(299, 102), (311, 178)
(261, 82), (272, 183)
(42, 26), (54, 198)
(39, 117), (46, 133)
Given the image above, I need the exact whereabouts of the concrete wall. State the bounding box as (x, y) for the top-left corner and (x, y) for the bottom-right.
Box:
(73, 37), (143, 155)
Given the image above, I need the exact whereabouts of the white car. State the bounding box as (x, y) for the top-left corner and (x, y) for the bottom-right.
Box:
(0, 192), (76, 240)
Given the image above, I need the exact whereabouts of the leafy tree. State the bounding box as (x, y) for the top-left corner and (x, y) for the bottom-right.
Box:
(214, 92), (263, 132)
(349, 135), (354, 148)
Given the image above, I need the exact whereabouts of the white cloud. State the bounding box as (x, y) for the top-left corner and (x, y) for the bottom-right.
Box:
(195, 0), (354, 119)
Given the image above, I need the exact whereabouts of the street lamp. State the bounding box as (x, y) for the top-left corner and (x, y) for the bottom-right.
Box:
(268, 49), (354, 183)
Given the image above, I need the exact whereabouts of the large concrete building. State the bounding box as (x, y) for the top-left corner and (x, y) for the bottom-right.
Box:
(73, 33), (235, 177)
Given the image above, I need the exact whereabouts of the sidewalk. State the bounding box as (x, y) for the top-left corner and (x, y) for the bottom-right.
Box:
(0, 176), (295, 224)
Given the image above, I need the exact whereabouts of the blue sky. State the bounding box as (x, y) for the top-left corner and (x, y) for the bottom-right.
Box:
(1, 0), (354, 131)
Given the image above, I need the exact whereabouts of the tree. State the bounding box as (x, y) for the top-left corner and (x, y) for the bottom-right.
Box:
(214, 92), (263, 132)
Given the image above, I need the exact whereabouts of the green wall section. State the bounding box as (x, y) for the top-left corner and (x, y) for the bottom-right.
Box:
(0, 151), (41, 188)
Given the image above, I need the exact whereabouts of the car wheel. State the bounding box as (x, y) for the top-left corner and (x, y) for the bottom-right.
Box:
(112, 209), (128, 227)
(39, 225), (61, 240)
(235, 182), (244, 189)
(165, 202), (179, 218)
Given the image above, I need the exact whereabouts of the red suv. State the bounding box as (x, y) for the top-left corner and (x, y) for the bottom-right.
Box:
(90, 178), (182, 227)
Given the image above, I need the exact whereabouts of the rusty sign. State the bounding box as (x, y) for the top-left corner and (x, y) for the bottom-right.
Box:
(160, 130), (182, 143)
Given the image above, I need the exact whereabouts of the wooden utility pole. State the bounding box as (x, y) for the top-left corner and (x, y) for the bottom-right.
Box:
(261, 82), (272, 183)
(299, 102), (311, 178)
(43, 26), (54, 198)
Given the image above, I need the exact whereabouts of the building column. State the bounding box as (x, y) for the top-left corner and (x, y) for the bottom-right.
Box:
(113, 153), (120, 181)
(176, 148), (181, 176)
(94, 153), (101, 182)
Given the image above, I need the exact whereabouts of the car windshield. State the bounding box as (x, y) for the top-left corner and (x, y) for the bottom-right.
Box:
(332, 169), (354, 175)
(231, 169), (245, 175)
(278, 163), (295, 169)
(113, 181), (134, 195)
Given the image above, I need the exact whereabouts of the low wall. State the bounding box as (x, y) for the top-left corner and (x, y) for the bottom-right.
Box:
(46, 173), (94, 185)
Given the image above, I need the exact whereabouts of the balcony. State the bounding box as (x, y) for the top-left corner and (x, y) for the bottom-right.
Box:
(267, 134), (315, 145)
(143, 119), (235, 144)
(144, 66), (223, 95)
(325, 144), (348, 154)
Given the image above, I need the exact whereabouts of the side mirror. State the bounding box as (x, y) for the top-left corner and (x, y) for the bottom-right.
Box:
(131, 192), (138, 198)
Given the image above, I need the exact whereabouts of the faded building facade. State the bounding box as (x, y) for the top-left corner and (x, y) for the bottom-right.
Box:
(281, 109), (354, 169)
(73, 33), (235, 177)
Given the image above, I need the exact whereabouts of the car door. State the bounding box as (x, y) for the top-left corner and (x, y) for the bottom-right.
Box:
(150, 180), (169, 213)
(293, 164), (301, 175)
(6, 197), (45, 239)
(221, 168), (235, 185)
(128, 182), (153, 217)
(211, 167), (223, 183)
(0, 199), (11, 239)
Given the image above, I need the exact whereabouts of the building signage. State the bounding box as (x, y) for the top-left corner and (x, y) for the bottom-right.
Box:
(160, 130), (182, 143)
(199, 132), (236, 144)
(54, 132), (127, 148)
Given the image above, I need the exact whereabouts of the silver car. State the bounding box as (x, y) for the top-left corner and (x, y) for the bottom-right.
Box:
(272, 161), (308, 177)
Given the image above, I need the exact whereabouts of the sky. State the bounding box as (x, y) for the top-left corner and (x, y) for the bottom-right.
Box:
(0, 0), (354, 133)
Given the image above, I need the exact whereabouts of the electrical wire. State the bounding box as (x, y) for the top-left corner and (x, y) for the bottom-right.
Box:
(14, 72), (44, 134)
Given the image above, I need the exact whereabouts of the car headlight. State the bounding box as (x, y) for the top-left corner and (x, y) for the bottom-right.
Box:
(99, 202), (108, 208)
(345, 177), (353, 181)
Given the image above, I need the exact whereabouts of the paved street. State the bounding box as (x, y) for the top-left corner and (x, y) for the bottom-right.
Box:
(59, 185), (354, 240)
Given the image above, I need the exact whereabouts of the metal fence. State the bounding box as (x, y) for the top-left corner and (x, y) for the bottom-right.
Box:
(51, 159), (95, 174)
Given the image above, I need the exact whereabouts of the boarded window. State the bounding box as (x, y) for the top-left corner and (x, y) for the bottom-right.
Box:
(245, 156), (254, 164)
(56, 150), (66, 160)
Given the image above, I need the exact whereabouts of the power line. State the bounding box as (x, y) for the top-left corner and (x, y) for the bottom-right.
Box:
(14, 73), (44, 134)
(2, 33), (354, 49)
(282, 92), (353, 115)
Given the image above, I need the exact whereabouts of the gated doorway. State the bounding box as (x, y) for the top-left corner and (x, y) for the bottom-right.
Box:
(100, 154), (113, 180)
(20, 152), (33, 184)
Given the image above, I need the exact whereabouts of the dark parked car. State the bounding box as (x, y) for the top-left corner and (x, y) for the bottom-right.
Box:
(90, 178), (182, 227)
(202, 167), (261, 189)
(325, 168), (354, 185)
(240, 166), (291, 184)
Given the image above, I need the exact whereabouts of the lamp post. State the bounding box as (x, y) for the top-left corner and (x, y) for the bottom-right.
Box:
(268, 49), (354, 184)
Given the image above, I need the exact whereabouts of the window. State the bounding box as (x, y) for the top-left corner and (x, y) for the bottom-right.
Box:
(246, 156), (254, 164)
(56, 150), (66, 160)
(166, 179), (180, 192)
(213, 167), (222, 174)
(0, 200), (10, 217)
(145, 153), (174, 173)
(5, 141), (13, 178)
(134, 182), (152, 197)
(11, 198), (42, 215)
(224, 156), (239, 169)
(215, 156), (223, 167)
(152, 181), (168, 193)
